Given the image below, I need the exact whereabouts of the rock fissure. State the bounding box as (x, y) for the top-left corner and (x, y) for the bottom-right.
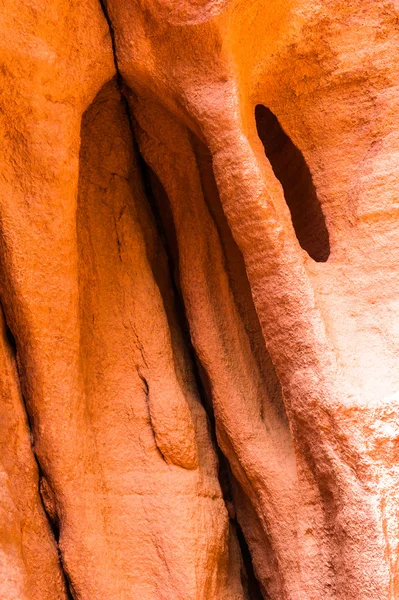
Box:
(2, 1), (399, 598)
(0, 306), (74, 599)
(134, 141), (265, 593)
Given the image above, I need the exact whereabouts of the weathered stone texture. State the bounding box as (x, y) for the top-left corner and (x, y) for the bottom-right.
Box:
(1, 1), (399, 599)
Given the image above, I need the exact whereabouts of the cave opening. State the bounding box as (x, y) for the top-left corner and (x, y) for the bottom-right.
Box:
(255, 104), (330, 262)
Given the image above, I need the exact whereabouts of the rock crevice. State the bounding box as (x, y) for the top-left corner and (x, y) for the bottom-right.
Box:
(2, 1), (399, 599)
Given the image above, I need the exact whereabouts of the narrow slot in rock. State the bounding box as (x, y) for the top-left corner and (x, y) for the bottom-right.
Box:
(137, 147), (264, 597)
(255, 104), (330, 262)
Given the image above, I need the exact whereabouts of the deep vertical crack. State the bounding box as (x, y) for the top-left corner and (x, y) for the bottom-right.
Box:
(98, 0), (135, 135)
(95, 3), (263, 593)
(98, 0), (119, 78)
(1, 307), (74, 599)
(135, 162), (264, 597)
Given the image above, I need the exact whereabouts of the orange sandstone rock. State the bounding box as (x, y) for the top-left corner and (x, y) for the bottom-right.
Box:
(0, 309), (68, 599)
(2, 0), (399, 599)
(0, 1), (243, 598)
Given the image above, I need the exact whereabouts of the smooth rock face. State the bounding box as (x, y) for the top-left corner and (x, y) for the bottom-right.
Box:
(1, 0), (399, 599)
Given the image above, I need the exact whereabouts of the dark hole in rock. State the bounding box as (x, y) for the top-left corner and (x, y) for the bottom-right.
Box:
(255, 104), (330, 262)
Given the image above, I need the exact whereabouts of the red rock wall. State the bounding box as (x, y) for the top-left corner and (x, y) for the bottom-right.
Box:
(1, 1), (399, 599)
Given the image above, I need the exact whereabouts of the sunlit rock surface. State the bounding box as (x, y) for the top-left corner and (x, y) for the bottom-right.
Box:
(1, 1), (399, 598)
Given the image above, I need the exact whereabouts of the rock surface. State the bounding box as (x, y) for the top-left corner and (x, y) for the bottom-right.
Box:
(1, 0), (399, 598)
